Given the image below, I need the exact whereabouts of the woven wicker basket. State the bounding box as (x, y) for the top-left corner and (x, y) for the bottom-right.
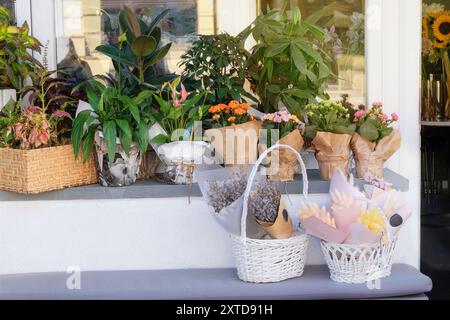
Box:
(0, 144), (97, 194)
(320, 238), (397, 284)
(231, 144), (310, 283)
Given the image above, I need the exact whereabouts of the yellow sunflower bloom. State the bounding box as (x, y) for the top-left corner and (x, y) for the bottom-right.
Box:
(433, 13), (450, 42)
(434, 38), (449, 49)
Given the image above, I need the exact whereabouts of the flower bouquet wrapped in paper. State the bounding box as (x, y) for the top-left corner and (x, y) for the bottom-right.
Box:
(298, 170), (411, 283)
(204, 101), (261, 166)
(304, 101), (356, 180)
(259, 111), (304, 182)
(352, 102), (401, 179)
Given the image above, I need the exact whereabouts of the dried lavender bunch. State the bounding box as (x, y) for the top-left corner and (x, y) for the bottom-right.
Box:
(207, 173), (247, 213)
(249, 180), (281, 223)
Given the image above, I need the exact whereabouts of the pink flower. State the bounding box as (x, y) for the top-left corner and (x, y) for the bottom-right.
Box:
(173, 99), (180, 108)
(379, 113), (388, 121)
(372, 101), (383, 108)
(391, 113), (399, 121)
(355, 110), (365, 118)
(180, 84), (188, 102)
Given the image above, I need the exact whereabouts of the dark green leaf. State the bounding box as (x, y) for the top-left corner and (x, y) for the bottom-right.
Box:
(103, 120), (117, 167)
(96, 45), (137, 66)
(131, 36), (156, 58)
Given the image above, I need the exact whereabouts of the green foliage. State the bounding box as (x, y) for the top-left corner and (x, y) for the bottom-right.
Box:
(246, 6), (332, 115)
(95, 6), (173, 96)
(71, 80), (153, 165)
(151, 77), (208, 143)
(179, 33), (255, 105)
(304, 100), (355, 139)
(0, 6), (43, 90)
(0, 98), (20, 147)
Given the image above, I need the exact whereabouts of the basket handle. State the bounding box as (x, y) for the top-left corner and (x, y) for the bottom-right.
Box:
(241, 144), (309, 239)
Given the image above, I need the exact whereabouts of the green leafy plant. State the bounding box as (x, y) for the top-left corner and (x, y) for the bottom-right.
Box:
(71, 80), (153, 165)
(353, 102), (399, 143)
(151, 77), (208, 143)
(245, 6), (332, 115)
(179, 33), (255, 104)
(304, 100), (356, 139)
(95, 6), (173, 95)
(0, 6), (43, 90)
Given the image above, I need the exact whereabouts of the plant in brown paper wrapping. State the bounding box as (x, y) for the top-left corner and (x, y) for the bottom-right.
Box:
(249, 180), (294, 239)
(259, 111), (304, 181)
(352, 102), (400, 179)
(304, 101), (356, 180)
(205, 101), (261, 165)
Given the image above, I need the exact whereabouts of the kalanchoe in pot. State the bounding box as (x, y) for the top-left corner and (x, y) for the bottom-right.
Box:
(71, 79), (153, 187)
(304, 100), (356, 180)
(351, 102), (401, 179)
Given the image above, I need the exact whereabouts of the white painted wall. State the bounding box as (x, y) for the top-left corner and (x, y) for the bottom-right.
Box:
(3, 0), (423, 274)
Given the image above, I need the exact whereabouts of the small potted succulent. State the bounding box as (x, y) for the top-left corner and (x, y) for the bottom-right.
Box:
(204, 100), (262, 166)
(351, 102), (401, 179)
(0, 6), (42, 108)
(71, 80), (152, 187)
(304, 100), (356, 180)
(259, 110), (304, 181)
(0, 71), (96, 194)
(150, 77), (210, 184)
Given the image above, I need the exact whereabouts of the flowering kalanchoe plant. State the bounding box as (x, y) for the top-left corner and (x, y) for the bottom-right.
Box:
(151, 77), (208, 143)
(208, 100), (254, 127)
(304, 100), (356, 139)
(262, 111), (303, 147)
(353, 102), (398, 143)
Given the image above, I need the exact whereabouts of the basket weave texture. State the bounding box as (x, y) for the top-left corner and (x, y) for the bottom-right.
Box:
(321, 239), (397, 284)
(232, 144), (310, 283)
(0, 144), (97, 194)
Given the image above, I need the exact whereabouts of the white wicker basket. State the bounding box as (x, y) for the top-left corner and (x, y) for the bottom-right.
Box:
(231, 144), (310, 283)
(320, 238), (397, 284)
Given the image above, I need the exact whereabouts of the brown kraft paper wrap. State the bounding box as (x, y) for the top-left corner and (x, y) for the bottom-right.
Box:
(351, 129), (401, 179)
(205, 120), (262, 166)
(259, 129), (304, 182)
(312, 132), (352, 181)
(256, 200), (294, 239)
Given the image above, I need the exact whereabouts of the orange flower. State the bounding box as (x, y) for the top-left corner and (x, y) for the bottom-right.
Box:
(241, 103), (250, 110)
(228, 100), (240, 109)
(209, 105), (220, 113)
(212, 114), (220, 120)
(233, 108), (246, 116)
(218, 104), (228, 111)
(227, 116), (237, 122)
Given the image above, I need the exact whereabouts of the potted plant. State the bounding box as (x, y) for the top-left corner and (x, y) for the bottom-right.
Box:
(0, 71), (97, 194)
(204, 100), (261, 166)
(244, 6), (332, 115)
(0, 6), (42, 108)
(259, 110), (304, 181)
(179, 33), (255, 105)
(304, 100), (356, 180)
(351, 102), (401, 179)
(150, 77), (209, 184)
(71, 80), (152, 187)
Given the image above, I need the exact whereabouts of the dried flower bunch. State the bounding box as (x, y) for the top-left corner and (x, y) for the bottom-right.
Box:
(353, 102), (398, 143)
(208, 100), (253, 127)
(206, 173), (248, 213)
(249, 180), (281, 223)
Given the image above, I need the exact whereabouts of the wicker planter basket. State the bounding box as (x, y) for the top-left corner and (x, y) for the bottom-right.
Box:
(0, 144), (97, 194)
(231, 144), (310, 283)
(320, 238), (397, 284)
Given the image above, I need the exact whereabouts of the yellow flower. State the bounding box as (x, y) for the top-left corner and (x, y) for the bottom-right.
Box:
(227, 116), (236, 122)
(358, 209), (386, 235)
(434, 38), (449, 48)
(433, 13), (450, 42)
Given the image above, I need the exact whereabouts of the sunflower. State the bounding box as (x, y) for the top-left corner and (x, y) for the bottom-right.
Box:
(434, 38), (449, 49)
(433, 13), (450, 42)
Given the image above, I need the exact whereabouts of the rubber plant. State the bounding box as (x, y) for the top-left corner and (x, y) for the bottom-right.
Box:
(245, 6), (332, 115)
(95, 6), (173, 95)
(0, 6), (42, 90)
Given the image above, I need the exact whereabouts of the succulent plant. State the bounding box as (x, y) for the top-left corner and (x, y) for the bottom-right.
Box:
(249, 180), (281, 223)
(206, 173), (247, 213)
